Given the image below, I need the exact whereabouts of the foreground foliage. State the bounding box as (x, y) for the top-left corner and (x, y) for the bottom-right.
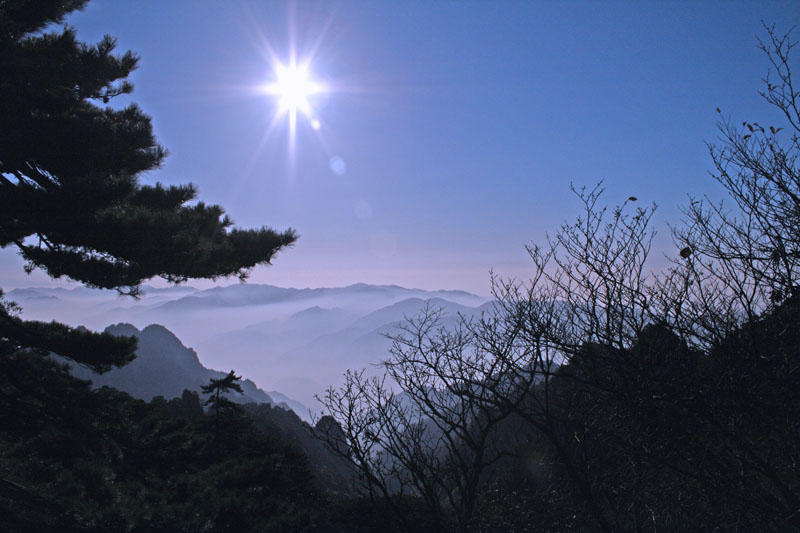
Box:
(0, 354), (322, 531)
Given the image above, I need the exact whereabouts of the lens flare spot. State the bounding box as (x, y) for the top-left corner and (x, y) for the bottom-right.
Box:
(329, 156), (347, 176)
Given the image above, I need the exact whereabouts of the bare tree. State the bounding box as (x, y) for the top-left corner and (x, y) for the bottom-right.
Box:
(319, 24), (800, 532)
(665, 25), (800, 346)
(317, 303), (535, 532)
(316, 183), (659, 531)
(317, 368), (447, 531)
(525, 184), (658, 352)
(486, 184), (658, 531)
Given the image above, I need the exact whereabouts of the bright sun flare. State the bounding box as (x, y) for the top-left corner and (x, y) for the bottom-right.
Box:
(257, 56), (328, 163)
(265, 61), (323, 122)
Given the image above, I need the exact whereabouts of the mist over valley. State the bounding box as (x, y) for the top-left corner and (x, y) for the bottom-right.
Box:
(8, 283), (489, 409)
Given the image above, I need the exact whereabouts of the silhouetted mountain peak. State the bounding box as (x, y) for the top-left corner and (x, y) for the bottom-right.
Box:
(63, 323), (316, 419)
(105, 323), (140, 337)
(140, 324), (193, 353)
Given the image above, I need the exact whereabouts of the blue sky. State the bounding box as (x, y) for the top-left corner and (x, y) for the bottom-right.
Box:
(2, 0), (799, 296)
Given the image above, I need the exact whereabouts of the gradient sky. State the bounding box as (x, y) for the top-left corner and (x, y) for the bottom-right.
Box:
(2, 1), (799, 296)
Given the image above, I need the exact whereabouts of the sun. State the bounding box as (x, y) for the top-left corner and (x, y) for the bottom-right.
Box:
(240, 15), (337, 175)
(265, 61), (324, 127)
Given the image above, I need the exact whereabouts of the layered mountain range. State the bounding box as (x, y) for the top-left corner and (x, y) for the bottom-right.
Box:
(8, 283), (491, 408)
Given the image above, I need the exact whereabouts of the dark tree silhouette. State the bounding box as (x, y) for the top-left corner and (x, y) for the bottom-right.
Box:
(0, 0), (296, 370)
(202, 370), (244, 420)
(0, 3), (300, 527)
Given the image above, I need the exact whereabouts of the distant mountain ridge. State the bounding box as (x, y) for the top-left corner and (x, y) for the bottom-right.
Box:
(154, 282), (485, 313)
